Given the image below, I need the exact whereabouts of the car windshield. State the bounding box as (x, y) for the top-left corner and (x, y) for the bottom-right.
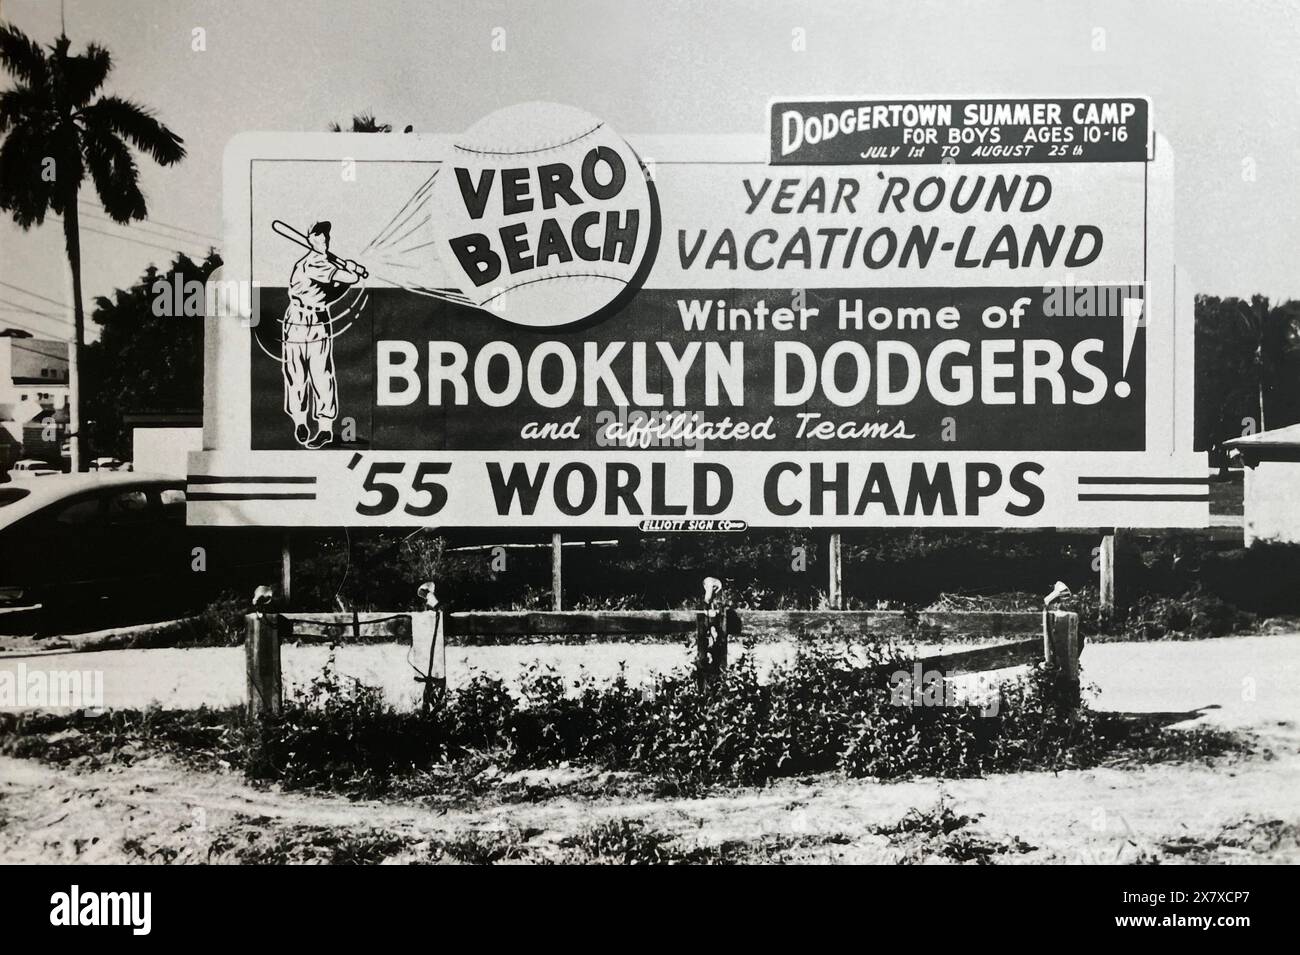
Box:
(0, 487), (32, 506)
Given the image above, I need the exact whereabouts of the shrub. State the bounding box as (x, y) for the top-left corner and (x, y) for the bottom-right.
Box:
(242, 641), (1113, 793)
(186, 589), (249, 646)
(244, 650), (449, 793)
(232, 641), (1231, 792)
(6, 641), (1249, 797)
(1120, 589), (1256, 640)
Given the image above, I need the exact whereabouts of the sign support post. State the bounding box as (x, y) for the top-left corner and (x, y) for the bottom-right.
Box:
(551, 532), (563, 611)
(1099, 530), (1117, 613)
(279, 532), (292, 604)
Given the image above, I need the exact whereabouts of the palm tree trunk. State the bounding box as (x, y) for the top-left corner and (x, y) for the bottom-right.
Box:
(61, 185), (85, 472)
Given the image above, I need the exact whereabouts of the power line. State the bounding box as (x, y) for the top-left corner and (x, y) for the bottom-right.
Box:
(0, 315), (71, 339)
(78, 209), (221, 246)
(0, 317), (72, 338)
(0, 280), (67, 310)
(53, 211), (214, 255)
(78, 222), (212, 256)
(78, 201), (221, 242)
(0, 298), (70, 323)
(76, 210), (219, 248)
(9, 339), (71, 359)
(0, 304), (64, 318)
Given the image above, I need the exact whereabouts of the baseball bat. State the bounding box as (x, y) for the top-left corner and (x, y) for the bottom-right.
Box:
(271, 219), (369, 279)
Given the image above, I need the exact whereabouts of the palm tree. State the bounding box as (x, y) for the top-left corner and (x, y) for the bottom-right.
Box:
(328, 111), (393, 133)
(0, 25), (185, 470)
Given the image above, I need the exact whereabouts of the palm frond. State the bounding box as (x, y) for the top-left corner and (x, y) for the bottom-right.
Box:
(83, 125), (147, 222)
(0, 86), (53, 134)
(352, 112), (392, 133)
(331, 111), (392, 133)
(0, 125), (57, 228)
(0, 23), (48, 85)
(63, 42), (113, 108)
(78, 95), (185, 165)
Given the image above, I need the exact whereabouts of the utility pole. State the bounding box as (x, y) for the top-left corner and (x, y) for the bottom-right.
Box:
(63, 200), (84, 473)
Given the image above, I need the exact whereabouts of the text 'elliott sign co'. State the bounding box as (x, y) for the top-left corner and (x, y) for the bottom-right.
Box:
(191, 97), (1206, 529)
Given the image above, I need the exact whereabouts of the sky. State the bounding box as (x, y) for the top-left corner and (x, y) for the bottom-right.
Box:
(1, 0), (1298, 344)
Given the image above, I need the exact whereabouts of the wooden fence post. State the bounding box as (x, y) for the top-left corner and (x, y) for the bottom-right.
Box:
(828, 532), (843, 610)
(708, 603), (728, 676)
(1042, 610), (1081, 706)
(412, 606), (447, 711)
(245, 612), (282, 718)
(694, 611), (711, 690)
(696, 576), (727, 688)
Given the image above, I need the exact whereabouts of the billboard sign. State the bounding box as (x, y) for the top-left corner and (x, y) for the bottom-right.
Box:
(190, 97), (1205, 529)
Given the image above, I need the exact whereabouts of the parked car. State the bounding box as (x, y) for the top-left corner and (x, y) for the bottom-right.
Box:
(7, 458), (58, 478)
(88, 457), (124, 472)
(0, 472), (278, 623)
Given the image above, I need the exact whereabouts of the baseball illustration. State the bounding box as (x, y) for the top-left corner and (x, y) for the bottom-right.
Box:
(432, 102), (659, 328)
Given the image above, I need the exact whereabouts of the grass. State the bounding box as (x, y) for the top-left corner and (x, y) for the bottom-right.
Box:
(190, 815), (859, 865)
(872, 796), (1037, 864)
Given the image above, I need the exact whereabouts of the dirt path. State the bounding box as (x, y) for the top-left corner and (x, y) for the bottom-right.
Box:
(3, 723), (1297, 864)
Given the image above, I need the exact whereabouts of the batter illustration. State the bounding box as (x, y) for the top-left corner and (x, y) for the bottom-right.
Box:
(274, 220), (367, 448)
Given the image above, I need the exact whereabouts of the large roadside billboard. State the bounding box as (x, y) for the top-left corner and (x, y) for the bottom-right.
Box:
(190, 97), (1206, 529)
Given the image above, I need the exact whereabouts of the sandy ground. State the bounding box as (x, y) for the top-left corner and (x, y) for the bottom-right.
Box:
(1, 731), (1296, 864)
(1, 634), (1298, 863)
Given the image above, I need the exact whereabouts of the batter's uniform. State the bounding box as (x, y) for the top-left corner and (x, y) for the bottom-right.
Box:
(282, 251), (340, 432)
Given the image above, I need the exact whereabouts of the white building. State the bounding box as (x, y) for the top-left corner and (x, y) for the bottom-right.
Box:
(125, 412), (203, 477)
(0, 335), (69, 470)
(0, 335), (69, 409)
(1227, 424), (1300, 545)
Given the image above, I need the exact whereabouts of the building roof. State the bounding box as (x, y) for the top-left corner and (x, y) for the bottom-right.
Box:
(3, 337), (68, 385)
(1226, 424), (1300, 463)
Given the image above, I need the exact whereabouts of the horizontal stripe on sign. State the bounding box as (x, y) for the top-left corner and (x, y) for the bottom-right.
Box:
(188, 492), (317, 501)
(1077, 476), (1211, 485)
(188, 475), (316, 484)
(1077, 493), (1210, 502)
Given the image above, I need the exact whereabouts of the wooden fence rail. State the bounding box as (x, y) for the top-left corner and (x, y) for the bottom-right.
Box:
(740, 609), (1045, 641)
(446, 609), (740, 637)
(245, 602), (1081, 717)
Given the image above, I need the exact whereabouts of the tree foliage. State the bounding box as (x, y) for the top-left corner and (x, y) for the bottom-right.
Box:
(0, 22), (186, 468)
(1194, 294), (1300, 454)
(327, 111), (393, 133)
(82, 250), (220, 457)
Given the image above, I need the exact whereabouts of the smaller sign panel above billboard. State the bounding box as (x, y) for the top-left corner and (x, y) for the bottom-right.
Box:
(771, 97), (1150, 165)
